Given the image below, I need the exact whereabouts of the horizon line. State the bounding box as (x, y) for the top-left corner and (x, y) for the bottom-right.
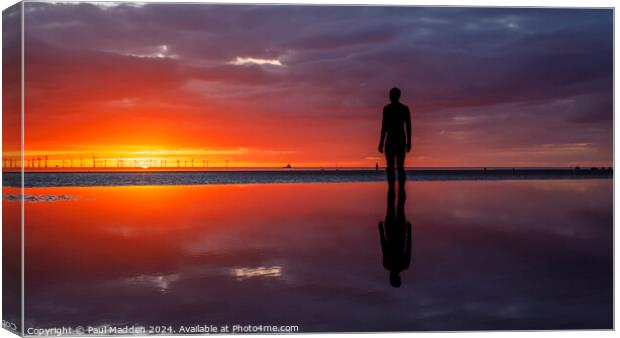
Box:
(3, 165), (613, 173)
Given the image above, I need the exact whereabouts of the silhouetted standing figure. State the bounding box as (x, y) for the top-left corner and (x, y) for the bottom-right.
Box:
(379, 88), (411, 191)
(379, 189), (411, 287)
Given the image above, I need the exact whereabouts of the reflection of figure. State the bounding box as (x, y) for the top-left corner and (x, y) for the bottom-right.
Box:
(379, 189), (411, 287)
(378, 88), (412, 191)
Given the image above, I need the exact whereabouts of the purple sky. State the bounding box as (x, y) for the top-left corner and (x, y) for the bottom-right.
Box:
(13, 3), (614, 167)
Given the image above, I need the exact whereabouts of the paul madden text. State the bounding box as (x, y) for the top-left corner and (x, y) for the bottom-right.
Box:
(24, 324), (300, 335)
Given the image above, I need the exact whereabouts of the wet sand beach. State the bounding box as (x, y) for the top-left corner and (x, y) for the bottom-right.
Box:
(7, 179), (612, 331)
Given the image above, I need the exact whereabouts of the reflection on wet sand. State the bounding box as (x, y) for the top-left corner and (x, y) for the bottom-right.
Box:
(379, 189), (411, 287)
(16, 180), (612, 331)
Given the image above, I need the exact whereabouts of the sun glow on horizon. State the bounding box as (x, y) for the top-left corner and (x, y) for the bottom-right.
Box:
(2, 146), (385, 170)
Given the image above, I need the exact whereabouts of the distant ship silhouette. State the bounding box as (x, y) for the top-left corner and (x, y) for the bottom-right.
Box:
(283, 163), (292, 169)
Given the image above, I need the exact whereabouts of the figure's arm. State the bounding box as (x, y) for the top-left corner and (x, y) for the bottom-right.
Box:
(406, 107), (412, 152)
(404, 221), (412, 268)
(379, 221), (387, 250)
(379, 109), (386, 153)
(379, 221), (389, 268)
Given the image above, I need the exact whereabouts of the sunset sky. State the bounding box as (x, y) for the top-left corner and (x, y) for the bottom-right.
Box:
(6, 3), (614, 168)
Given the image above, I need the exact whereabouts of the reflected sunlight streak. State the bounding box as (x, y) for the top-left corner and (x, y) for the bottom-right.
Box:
(231, 266), (282, 280)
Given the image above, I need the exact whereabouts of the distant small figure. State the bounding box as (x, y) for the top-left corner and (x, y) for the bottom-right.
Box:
(378, 88), (412, 192)
(375, 163), (379, 171)
(575, 166), (580, 170)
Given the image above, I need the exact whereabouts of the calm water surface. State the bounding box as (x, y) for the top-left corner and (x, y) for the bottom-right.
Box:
(13, 180), (612, 331)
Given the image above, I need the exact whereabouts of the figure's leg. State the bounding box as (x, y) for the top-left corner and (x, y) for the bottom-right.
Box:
(385, 147), (396, 190)
(396, 147), (406, 188)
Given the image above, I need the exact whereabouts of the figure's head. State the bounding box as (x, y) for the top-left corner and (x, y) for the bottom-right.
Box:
(389, 271), (401, 288)
(389, 87), (401, 103)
